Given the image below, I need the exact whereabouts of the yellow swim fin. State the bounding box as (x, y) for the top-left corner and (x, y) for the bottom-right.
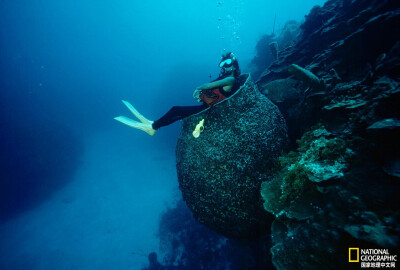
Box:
(114, 100), (156, 136)
(114, 116), (156, 136)
(121, 100), (152, 125)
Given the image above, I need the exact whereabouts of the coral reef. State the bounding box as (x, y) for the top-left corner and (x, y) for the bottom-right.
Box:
(261, 126), (398, 269)
(142, 200), (273, 270)
(256, 0), (399, 268)
(269, 41), (279, 61)
(176, 74), (288, 239)
(249, 20), (301, 80)
(249, 34), (277, 79)
(276, 20), (301, 50)
(261, 126), (352, 220)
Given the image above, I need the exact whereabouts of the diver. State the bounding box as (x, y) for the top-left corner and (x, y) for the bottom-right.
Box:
(114, 52), (241, 135)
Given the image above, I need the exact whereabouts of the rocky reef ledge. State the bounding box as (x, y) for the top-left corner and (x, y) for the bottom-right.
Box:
(176, 74), (288, 239)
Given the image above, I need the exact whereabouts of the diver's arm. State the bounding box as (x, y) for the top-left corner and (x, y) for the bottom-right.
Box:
(196, 77), (235, 91)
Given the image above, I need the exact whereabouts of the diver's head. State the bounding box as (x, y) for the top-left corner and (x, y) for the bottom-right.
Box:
(219, 52), (240, 77)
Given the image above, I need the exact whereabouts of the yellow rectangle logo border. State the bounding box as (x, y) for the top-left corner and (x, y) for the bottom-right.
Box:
(349, 248), (359, 262)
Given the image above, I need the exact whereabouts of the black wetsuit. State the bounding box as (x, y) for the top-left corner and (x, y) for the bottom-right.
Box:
(152, 78), (238, 130)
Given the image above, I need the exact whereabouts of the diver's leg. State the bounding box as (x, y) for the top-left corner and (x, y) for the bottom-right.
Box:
(152, 104), (208, 130)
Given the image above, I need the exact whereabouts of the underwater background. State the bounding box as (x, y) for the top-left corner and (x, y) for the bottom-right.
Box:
(1, 0), (399, 269)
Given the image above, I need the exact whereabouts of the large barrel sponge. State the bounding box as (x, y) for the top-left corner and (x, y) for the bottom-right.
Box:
(176, 74), (288, 239)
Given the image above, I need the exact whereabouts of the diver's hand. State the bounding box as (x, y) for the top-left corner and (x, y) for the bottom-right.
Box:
(193, 88), (202, 102)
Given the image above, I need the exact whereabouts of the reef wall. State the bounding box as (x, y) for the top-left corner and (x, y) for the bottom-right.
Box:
(176, 74), (288, 240)
(256, 0), (399, 269)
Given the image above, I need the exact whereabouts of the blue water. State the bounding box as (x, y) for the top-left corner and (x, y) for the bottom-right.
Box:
(0, 0), (326, 269)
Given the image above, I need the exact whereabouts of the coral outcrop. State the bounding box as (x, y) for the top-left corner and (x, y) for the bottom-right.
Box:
(147, 200), (274, 269)
(176, 74), (288, 239)
(261, 125), (398, 269)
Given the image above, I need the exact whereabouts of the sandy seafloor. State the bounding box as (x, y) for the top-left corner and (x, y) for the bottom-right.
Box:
(0, 129), (178, 269)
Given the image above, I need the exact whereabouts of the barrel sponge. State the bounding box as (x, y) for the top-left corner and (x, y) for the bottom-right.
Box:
(176, 74), (288, 239)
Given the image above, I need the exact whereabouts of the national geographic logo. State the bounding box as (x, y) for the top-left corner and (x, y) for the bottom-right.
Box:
(349, 248), (359, 262)
(349, 248), (397, 268)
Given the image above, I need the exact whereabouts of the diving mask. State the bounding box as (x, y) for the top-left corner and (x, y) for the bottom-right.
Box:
(219, 58), (233, 68)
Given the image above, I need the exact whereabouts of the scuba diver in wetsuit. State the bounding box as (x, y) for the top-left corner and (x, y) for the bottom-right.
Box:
(114, 52), (241, 135)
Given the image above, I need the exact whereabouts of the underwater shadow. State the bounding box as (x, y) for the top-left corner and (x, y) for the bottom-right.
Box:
(0, 116), (84, 222)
